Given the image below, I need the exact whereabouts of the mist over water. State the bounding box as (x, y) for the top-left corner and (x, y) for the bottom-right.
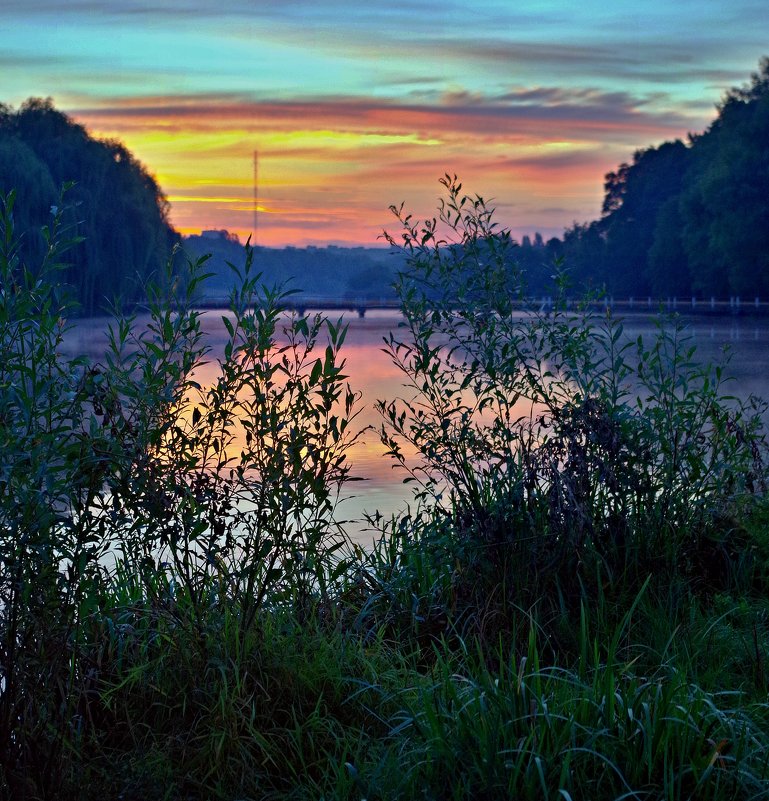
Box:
(62, 309), (769, 545)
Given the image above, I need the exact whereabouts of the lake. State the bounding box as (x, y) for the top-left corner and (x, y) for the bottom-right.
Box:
(63, 309), (769, 544)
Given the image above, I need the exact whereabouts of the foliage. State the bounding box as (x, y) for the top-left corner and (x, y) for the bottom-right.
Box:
(0, 98), (178, 314)
(363, 176), (768, 645)
(680, 62), (769, 298)
(557, 57), (769, 299)
(0, 188), (361, 797)
(0, 186), (104, 797)
(2, 181), (769, 800)
(387, 624), (769, 801)
(101, 247), (362, 634)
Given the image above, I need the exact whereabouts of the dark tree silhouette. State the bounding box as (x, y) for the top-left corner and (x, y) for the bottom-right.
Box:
(555, 58), (769, 299)
(0, 98), (179, 314)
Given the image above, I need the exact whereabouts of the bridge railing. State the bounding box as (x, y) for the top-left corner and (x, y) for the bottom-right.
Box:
(192, 295), (769, 317)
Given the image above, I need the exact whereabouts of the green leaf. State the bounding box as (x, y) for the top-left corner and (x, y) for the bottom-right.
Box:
(309, 358), (322, 385)
(222, 315), (235, 338)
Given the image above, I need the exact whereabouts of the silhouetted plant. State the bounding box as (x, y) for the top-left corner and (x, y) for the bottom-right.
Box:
(368, 175), (768, 636)
(2, 180), (769, 801)
(0, 188), (362, 796)
(99, 245), (363, 637)
(0, 187), (100, 796)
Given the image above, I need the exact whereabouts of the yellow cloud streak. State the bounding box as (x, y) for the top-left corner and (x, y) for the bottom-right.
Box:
(81, 103), (627, 245)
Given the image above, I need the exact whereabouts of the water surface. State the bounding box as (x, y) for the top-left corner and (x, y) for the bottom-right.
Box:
(63, 309), (769, 544)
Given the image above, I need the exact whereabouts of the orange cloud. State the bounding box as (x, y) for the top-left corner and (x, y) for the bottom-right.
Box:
(70, 90), (706, 245)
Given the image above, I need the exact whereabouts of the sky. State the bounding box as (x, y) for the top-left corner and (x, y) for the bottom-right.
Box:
(0, 1), (766, 246)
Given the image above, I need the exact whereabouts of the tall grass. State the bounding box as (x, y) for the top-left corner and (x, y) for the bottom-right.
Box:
(1, 182), (768, 800)
(385, 623), (769, 800)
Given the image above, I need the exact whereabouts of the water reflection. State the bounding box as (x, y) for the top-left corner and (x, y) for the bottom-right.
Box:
(62, 309), (769, 544)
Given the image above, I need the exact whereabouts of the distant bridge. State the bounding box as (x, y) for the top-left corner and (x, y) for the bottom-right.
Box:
(195, 295), (402, 318)
(194, 294), (769, 318)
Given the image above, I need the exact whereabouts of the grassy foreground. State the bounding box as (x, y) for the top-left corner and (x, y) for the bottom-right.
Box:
(2, 182), (769, 800)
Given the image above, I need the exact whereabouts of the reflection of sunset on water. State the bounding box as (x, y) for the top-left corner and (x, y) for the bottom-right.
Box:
(60, 310), (420, 541)
(62, 309), (769, 543)
(178, 310), (418, 489)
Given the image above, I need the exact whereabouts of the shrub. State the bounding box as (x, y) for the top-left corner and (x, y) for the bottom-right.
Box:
(0, 188), (361, 797)
(2, 179), (768, 800)
(362, 175), (768, 638)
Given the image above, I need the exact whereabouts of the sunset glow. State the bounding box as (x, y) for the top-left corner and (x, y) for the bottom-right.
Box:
(1, 1), (764, 245)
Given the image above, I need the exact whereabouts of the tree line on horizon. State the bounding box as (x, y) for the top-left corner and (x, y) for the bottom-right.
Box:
(1, 58), (768, 312)
(183, 231), (403, 302)
(514, 57), (769, 300)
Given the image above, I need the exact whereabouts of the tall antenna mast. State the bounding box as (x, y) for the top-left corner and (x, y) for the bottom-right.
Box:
(252, 149), (258, 246)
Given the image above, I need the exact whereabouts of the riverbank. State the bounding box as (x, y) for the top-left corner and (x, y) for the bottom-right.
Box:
(3, 194), (769, 800)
